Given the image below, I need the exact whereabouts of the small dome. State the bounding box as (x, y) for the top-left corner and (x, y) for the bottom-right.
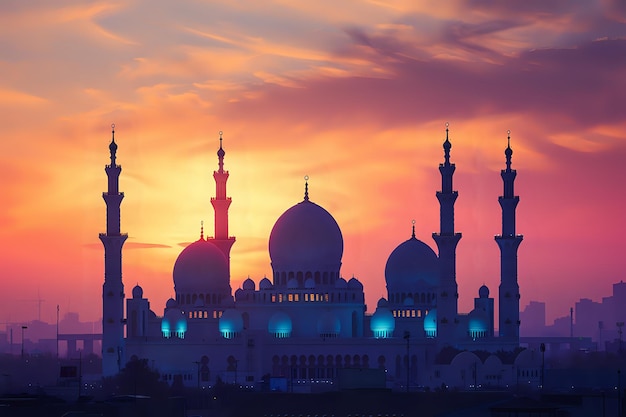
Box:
(161, 316), (170, 335)
(385, 236), (439, 292)
(165, 298), (178, 309)
(173, 239), (229, 293)
(317, 311), (341, 336)
(234, 288), (244, 301)
(377, 297), (388, 308)
(479, 285), (490, 298)
(269, 200), (343, 269)
(132, 285), (143, 299)
(348, 277), (363, 290)
(219, 309), (243, 338)
(243, 278), (255, 291)
(468, 308), (489, 338)
(335, 278), (348, 289)
(304, 277), (316, 289)
(268, 311), (292, 337)
(162, 306), (187, 338)
(287, 278), (299, 289)
(424, 309), (437, 337)
(371, 307), (395, 338)
(259, 277), (273, 290)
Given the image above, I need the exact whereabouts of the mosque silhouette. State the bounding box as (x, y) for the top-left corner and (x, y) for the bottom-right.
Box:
(100, 124), (527, 390)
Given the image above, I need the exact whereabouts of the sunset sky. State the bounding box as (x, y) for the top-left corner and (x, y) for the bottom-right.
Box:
(1, 0), (625, 328)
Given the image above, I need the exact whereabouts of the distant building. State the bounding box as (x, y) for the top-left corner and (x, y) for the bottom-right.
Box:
(100, 125), (524, 389)
(520, 301), (546, 337)
(0, 313), (100, 356)
(574, 281), (626, 349)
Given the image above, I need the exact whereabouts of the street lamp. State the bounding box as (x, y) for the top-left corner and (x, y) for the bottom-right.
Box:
(540, 342), (546, 392)
(403, 331), (410, 393)
(21, 326), (27, 359)
(194, 361), (201, 390)
(618, 369), (622, 417)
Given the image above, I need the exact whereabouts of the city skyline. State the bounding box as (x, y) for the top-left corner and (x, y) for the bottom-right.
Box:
(1, 1), (625, 324)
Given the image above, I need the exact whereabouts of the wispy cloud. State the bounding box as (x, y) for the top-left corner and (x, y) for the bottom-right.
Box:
(0, 0), (624, 323)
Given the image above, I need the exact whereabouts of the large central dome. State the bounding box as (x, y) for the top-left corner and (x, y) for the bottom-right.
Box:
(269, 199), (343, 269)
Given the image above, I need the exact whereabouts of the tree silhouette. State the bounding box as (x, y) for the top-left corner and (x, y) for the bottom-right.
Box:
(103, 357), (169, 398)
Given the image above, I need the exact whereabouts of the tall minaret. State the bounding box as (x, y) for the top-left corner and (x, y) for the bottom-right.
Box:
(432, 123), (462, 344)
(99, 124), (127, 377)
(495, 130), (523, 343)
(209, 131), (235, 272)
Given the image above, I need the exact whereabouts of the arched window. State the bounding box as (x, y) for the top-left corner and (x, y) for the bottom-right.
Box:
(377, 355), (385, 370)
(201, 364), (210, 382)
(272, 355), (280, 376)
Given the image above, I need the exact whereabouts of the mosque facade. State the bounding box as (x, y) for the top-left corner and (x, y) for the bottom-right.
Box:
(100, 125), (525, 390)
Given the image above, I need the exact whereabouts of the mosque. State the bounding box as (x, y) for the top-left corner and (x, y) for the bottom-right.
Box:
(99, 125), (528, 390)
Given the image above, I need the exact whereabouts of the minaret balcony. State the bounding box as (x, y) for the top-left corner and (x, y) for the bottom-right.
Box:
(99, 232), (128, 239)
(102, 192), (125, 197)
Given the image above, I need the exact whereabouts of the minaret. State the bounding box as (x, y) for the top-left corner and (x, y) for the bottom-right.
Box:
(495, 130), (523, 343)
(209, 131), (236, 273)
(99, 124), (128, 377)
(432, 123), (462, 344)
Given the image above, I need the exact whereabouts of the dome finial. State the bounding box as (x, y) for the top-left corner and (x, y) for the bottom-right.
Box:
(200, 220), (204, 240)
(411, 219), (416, 239)
(304, 175), (309, 201)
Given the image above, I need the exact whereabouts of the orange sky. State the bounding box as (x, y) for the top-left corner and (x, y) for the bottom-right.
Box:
(1, 1), (625, 326)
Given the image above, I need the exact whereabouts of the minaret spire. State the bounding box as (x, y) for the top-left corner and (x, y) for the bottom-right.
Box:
(432, 122), (462, 344)
(210, 131), (236, 280)
(99, 124), (128, 377)
(110, 124), (117, 167)
(411, 219), (416, 239)
(443, 122), (451, 166)
(495, 129), (523, 345)
(505, 130), (512, 171)
(304, 175), (309, 201)
(217, 131), (225, 173)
